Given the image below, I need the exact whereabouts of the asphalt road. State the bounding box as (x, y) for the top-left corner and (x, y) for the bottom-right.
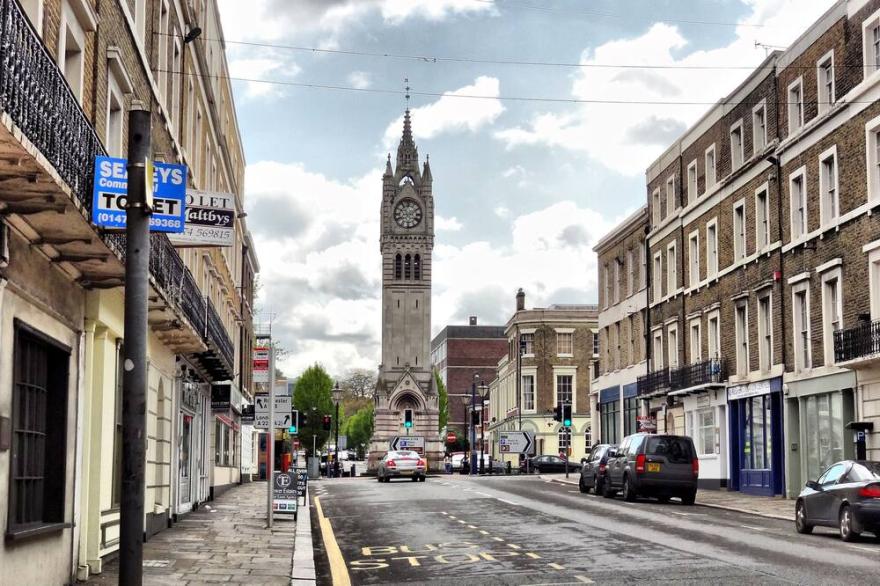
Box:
(311, 474), (880, 585)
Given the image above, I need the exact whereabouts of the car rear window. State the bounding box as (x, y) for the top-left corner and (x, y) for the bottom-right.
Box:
(645, 436), (693, 463)
(847, 462), (880, 481)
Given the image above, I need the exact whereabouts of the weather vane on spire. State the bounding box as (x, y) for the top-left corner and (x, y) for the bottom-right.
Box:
(404, 77), (411, 109)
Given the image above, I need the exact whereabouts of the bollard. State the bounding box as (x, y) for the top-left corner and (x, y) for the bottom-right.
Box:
(351, 464), (356, 477)
(506, 461), (512, 475)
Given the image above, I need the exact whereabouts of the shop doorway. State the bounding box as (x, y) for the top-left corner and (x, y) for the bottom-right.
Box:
(729, 390), (784, 495)
(178, 413), (194, 513)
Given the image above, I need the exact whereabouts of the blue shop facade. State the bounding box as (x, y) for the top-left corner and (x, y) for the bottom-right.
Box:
(727, 377), (785, 496)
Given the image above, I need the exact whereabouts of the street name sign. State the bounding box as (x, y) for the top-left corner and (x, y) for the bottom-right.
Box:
(498, 431), (535, 455)
(91, 156), (187, 232)
(390, 436), (425, 453)
(272, 471), (297, 515)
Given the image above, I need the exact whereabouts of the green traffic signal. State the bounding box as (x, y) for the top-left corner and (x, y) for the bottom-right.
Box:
(404, 420), (412, 428)
(289, 425), (297, 434)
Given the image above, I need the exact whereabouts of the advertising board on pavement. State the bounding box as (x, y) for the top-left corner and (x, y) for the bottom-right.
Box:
(168, 189), (236, 247)
(295, 467), (308, 501)
(272, 471), (297, 515)
(91, 156), (187, 233)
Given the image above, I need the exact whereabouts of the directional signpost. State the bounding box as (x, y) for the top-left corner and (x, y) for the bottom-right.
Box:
(499, 431), (535, 455)
(389, 436), (425, 454)
(254, 394), (292, 429)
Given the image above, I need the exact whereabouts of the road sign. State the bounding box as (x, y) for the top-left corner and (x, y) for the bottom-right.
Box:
(390, 436), (425, 453)
(91, 156), (187, 232)
(272, 472), (297, 515)
(498, 431), (535, 455)
(254, 394), (292, 429)
(252, 346), (270, 383)
(446, 431), (456, 443)
(295, 467), (308, 498)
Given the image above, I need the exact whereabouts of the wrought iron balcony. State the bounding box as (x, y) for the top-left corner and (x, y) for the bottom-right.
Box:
(835, 319), (880, 364)
(669, 358), (727, 391)
(637, 367), (670, 397)
(203, 298), (234, 380)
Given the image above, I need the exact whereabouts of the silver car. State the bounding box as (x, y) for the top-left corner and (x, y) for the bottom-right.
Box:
(377, 450), (426, 482)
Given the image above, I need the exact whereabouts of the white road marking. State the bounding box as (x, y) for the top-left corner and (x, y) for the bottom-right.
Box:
(475, 492), (492, 497)
(739, 525), (766, 532)
(458, 520), (466, 524)
(493, 537), (505, 542)
(575, 576), (595, 584)
(468, 525), (478, 529)
(495, 498), (519, 506)
(507, 544), (522, 550)
(548, 562), (565, 570)
(479, 530), (490, 535)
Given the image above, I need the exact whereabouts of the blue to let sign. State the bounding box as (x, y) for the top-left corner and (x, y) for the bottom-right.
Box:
(91, 156), (188, 233)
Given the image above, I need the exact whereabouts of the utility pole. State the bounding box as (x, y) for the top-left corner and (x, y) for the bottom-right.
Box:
(119, 108), (151, 586)
(267, 341), (275, 528)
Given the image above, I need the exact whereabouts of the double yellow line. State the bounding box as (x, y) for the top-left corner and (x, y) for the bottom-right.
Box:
(314, 497), (352, 586)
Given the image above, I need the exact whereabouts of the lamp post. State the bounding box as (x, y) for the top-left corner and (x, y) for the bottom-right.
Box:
(332, 381), (343, 479)
(459, 394), (470, 474)
(477, 382), (489, 475)
(470, 373), (479, 475)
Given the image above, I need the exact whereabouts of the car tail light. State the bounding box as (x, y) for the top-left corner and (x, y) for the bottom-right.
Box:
(635, 454), (646, 473)
(386, 460), (396, 468)
(692, 458), (700, 478)
(418, 458), (426, 467)
(599, 463), (606, 473)
(859, 483), (880, 498)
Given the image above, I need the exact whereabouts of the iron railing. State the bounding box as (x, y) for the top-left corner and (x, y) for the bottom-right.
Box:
(637, 367), (669, 397)
(670, 358), (727, 390)
(835, 320), (880, 363)
(0, 0), (103, 211)
(206, 298), (234, 374)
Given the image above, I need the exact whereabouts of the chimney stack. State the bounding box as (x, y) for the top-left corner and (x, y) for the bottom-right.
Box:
(469, 316), (478, 326)
(516, 288), (525, 311)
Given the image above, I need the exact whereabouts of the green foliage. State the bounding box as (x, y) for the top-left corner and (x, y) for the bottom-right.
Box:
(342, 404), (374, 456)
(293, 364), (334, 453)
(435, 370), (448, 431)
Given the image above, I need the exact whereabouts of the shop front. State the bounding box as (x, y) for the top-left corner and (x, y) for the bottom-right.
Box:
(783, 371), (856, 498)
(174, 367), (210, 519)
(598, 385), (620, 444)
(728, 377), (784, 496)
(678, 389), (727, 489)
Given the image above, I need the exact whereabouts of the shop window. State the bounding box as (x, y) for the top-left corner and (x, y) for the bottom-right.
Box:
(803, 392), (845, 483)
(623, 397), (638, 436)
(742, 395), (771, 470)
(8, 323), (70, 534)
(601, 400), (620, 444)
(693, 408), (715, 456)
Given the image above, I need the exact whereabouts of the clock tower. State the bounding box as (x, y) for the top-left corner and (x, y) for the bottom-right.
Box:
(369, 109), (442, 470)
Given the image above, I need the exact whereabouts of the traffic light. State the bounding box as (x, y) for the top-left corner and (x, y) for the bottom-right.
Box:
(322, 415), (332, 430)
(562, 403), (572, 428)
(472, 409), (480, 425)
(553, 404), (562, 422)
(404, 409), (413, 428)
(300, 411), (309, 428)
(288, 410), (299, 434)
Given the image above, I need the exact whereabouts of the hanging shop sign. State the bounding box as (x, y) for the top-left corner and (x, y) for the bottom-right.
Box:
(637, 415), (657, 433)
(168, 189), (236, 247)
(91, 156), (187, 232)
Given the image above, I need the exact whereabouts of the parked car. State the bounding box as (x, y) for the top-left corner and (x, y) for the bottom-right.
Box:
(522, 454), (581, 473)
(579, 444), (616, 494)
(796, 460), (880, 541)
(377, 450), (427, 482)
(603, 433), (698, 504)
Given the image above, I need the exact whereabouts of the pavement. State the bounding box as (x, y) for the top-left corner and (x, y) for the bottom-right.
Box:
(311, 474), (880, 585)
(538, 473), (795, 520)
(84, 480), (312, 585)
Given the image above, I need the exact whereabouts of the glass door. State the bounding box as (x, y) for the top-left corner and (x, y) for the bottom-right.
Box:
(178, 413), (193, 511)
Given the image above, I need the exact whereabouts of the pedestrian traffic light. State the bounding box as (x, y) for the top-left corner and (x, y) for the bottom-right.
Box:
(322, 415), (332, 430)
(404, 409), (413, 428)
(562, 403), (572, 428)
(553, 404), (562, 422)
(289, 410), (298, 434)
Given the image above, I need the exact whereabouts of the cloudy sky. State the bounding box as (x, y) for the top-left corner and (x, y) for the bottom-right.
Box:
(216, 0), (836, 379)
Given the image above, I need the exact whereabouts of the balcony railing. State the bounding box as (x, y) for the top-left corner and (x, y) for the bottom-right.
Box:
(0, 0), (102, 211)
(638, 358), (727, 397)
(637, 367), (669, 397)
(835, 320), (880, 364)
(206, 298), (234, 377)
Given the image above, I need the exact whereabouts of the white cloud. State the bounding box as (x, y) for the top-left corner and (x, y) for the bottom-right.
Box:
(379, 0), (495, 24)
(435, 215), (463, 231)
(494, 205), (510, 219)
(384, 76), (504, 147)
(227, 57), (299, 99)
(347, 71), (372, 89)
(495, 0), (836, 175)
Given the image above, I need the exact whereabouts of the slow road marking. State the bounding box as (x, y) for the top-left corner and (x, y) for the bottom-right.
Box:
(314, 497), (352, 586)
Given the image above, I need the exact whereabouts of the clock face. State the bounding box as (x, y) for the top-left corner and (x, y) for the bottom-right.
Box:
(394, 199), (422, 228)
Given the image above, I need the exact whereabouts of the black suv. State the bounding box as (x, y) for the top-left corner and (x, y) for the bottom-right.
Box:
(579, 444), (615, 494)
(603, 433), (699, 505)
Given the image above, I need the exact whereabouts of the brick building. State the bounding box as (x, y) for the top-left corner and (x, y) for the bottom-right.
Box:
(431, 317), (507, 444)
(0, 0), (256, 581)
(591, 206), (649, 446)
(488, 290), (599, 465)
(629, 0), (880, 496)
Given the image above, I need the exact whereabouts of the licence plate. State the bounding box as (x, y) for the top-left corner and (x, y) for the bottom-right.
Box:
(647, 463), (661, 472)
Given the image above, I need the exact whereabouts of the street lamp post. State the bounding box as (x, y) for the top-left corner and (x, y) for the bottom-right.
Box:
(459, 394), (470, 474)
(332, 381), (343, 479)
(470, 373), (479, 475)
(477, 382), (489, 475)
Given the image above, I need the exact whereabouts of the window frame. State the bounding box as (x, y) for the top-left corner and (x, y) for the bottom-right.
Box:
(556, 330), (574, 357)
(752, 100), (767, 154)
(553, 369), (577, 412)
(862, 10), (880, 79)
(706, 218), (719, 278)
(627, 248), (635, 296)
(667, 322), (679, 369)
(816, 50), (835, 115)
(688, 230), (700, 289)
(521, 369), (537, 414)
(730, 119), (744, 171)
(666, 175), (676, 218)
(819, 145), (839, 226)
(755, 183), (770, 252)
(734, 302), (750, 376)
(688, 317), (702, 363)
(788, 77), (804, 135)
(653, 251), (663, 301)
(820, 267), (843, 366)
(758, 293), (773, 372)
(707, 309), (721, 360)
(704, 144), (717, 193)
(666, 240), (677, 296)
(520, 332), (535, 357)
(733, 198), (747, 262)
(792, 283), (812, 371)
(865, 114), (880, 203)
(652, 188), (661, 226)
(789, 166), (808, 240)
(686, 159), (698, 205)
(652, 328), (664, 370)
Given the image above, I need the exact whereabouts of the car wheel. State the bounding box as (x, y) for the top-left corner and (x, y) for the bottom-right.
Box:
(602, 479), (616, 499)
(594, 477), (603, 496)
(419, 476), (426, 482)
(579, 476), (589, 493)
(795, 500), (813, 534)
(840, 505), (860, 542)
(411, 476), (418, 482)
(680, 490), (697, 506)
(377, 473), (382, 482)
(622, 475), (636, 502)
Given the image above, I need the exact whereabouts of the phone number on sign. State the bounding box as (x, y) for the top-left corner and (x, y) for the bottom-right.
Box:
(150, 217), (183, 229)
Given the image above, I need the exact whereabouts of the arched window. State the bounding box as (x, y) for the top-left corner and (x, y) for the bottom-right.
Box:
(404, 254), (412, 279)
(414, 254), (421, 280)
(394, 254), (402, 279)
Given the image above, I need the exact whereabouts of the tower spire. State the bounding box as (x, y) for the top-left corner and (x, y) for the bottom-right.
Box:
(396, 78), (419, 173)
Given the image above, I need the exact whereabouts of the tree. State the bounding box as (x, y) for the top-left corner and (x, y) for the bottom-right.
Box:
(293, 364), (334, 454)
(435, 370), (448, 431)
(342, 405), (374, 458)
(341, 369), (376, 398)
